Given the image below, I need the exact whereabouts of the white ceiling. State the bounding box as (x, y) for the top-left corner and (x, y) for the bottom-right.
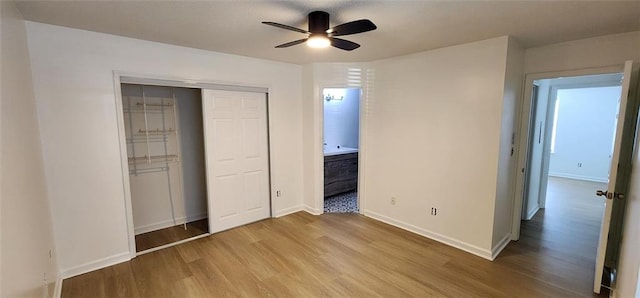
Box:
(15, 1), (640, 65)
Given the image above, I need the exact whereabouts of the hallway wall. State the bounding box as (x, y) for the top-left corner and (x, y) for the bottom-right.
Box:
(0, 2), (58, 296)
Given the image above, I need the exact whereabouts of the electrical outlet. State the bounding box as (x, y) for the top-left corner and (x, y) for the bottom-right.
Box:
(276, 190), (281, 197)
(430, 207), (437, 215)
(390, 197), (397, 205)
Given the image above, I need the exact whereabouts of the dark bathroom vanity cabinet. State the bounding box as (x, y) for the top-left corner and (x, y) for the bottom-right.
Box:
(324, 152), (358, 197)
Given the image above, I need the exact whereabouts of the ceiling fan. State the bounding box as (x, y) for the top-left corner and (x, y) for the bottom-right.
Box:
(262, 11), (377, 51)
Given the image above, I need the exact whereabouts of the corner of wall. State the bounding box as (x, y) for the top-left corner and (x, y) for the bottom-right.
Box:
(1, 2), (60, 297)
(491, 35), (525, 250)
(491, 232), (512, 260)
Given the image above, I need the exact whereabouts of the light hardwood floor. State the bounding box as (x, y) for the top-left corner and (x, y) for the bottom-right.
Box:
(503, 177), (607, 297)
(62, 177), (607, 297)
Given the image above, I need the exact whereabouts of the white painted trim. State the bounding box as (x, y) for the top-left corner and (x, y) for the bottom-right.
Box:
(112, 72), (138, 259)
(60, 252), (131, 279)
(364, 210), (493, 260)
(525, 206), (541, 221)
(53, 277), (63, 298)
(357, 84), (368, 215)
(491, 233), (512, 260)
(114, 70), (271, 93)
(317, 85), (365, 216)
(304, 205), (322, 215)
(274, 205), (304, 217)
(548, 172), (609, 183)
(120, 76), (269, 93)
(136, 233), (210, 256)
(134, 213), (208, 235)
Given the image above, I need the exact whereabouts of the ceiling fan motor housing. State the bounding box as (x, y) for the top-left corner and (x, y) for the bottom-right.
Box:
(308, 11), (330, 33)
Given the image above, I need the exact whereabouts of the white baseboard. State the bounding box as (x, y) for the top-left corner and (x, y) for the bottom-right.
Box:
(60, 251), (131, 279)
(364, 210), (493, 260)
(303, 204), (322, 215)
(526, 206), (540, 221)
(548, 172), (608, 183)
(134, 213), (207, 235)
(53, 276), (63, 298)
(273, 205), (304, 217)
(491, 233), (512, 260)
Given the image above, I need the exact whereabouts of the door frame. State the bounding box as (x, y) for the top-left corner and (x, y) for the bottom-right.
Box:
(112, 71), (274, 258)
(523, 77), (625, 217)
(511, 65), (627, 240)
(315, 84), (367, 215)
(318, 86), (364, 213)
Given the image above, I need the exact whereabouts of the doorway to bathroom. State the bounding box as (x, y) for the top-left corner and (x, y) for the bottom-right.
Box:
(322, 88), (361, 213)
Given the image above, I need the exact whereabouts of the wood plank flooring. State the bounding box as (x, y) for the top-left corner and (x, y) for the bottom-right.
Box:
(499, 177), (607, 296)
(63, 177), (607, 297)
(135, 219), (209, 252)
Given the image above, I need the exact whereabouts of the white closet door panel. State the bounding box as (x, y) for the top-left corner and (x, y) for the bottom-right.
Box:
(203, 89), (270, 233)
(213, 174), (239, 219)
(243, 171), (267, 212)
(242, 119), (261, 158)
(212, 119), (236, 164)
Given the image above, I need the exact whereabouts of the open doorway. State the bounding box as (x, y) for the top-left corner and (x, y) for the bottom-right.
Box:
(121, 84), (209, 253)
(322, 88), (361, 213)
(519, 72), (624, 294)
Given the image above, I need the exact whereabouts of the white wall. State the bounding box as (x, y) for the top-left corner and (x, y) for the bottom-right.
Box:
(491, 37), (523, 254)
(523, 31), (640, 297)
(323, 88), (360, 149)
(549, 86), (620, 182)
(524, 31), (640, 74)
(0, 2), (58, 296)
(25, 21), (303, 278)
(363, 36), (511, 258)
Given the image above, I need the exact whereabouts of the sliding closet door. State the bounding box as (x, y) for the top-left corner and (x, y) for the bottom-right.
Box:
(202, 89), (270, 233)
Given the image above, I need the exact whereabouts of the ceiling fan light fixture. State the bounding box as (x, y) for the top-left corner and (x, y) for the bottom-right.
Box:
(307, 34), (330, 48)
(263, 11), (376, 51)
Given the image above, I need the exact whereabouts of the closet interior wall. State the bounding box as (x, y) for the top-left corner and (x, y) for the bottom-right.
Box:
(121, 84), (207, 236)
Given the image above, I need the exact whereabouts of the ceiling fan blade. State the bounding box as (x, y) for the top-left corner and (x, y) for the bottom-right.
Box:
(275, 38), (308, 48)
(262, 22), (309, 34)
(330, 37), (360, 51)
(328, 19), (377, 36)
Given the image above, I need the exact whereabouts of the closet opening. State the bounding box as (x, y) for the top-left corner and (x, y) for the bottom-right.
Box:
(121, 83), (209, 253)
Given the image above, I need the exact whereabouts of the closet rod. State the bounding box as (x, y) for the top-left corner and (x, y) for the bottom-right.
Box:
(129, 166), (169, 175)
(135, 102), (173, 107)
(128, 154), (178, 163)
(137, 128), (175, 134)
